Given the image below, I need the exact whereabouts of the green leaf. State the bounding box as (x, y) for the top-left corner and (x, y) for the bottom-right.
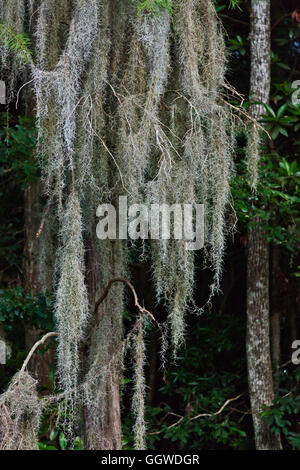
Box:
(271, 127), (280, 140)
(279, 127), (288, 137)
(59, 432), (68, 451)
(277, 104), (287, 117)
(264, 104), (276, 118)
(49, 426), (59, 441)
(74, 436), (84, 450)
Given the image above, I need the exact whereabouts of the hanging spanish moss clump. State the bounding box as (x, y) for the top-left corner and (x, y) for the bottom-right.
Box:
(34, 0), (71, 70)
(55, 191), (89, 431)
(174, 0), (233, 297)
(32, 0), (99, 211)
(0, 371), (42, 450)
(0, 0), (257, 449)
(75, 0), (111, 203)
(115, 8), (171, 200)
(144, 0), (235, 352)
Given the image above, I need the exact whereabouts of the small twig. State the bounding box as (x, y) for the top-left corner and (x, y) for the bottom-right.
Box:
(220, 97), (271, 139)
(223, 80), (245, 105)
(278, 359), (292, 369)
(190, 393), (243, 420)
(220, 14), (249, 26)
(16, 78), (35, 109)
(148, 393), (243, 435)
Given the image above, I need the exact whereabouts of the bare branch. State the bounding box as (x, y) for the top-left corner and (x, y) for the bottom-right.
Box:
(148, 393), (243, 435)
(20, 332), (58, 373)
(94, 277), (158, 326)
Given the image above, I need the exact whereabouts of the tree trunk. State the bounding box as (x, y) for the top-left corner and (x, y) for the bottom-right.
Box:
(246, 0), (281, 450)
(270, 245), (281, 394)
(247, 223), (280, 449)
(23, 182), (41, 296)
(83, 361), (122, 450)
(24, 180), (54, 387)
(84, 239), (123, 450)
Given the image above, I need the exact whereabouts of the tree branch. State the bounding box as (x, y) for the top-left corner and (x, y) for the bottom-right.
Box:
(20, 331), (58, 373)
(94, 277), (158, 325)
(148, 394), (243, 435)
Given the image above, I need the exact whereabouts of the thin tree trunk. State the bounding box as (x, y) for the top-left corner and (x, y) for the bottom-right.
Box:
(288, 276), (298, 346)
(271, 245), (281, 394)
(101, 366), (123, 450)
(83, 362), (122, 450)
(246, 0), (281, 450)
(24, 182), (41, 296)
(24, 179), (54, 387)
